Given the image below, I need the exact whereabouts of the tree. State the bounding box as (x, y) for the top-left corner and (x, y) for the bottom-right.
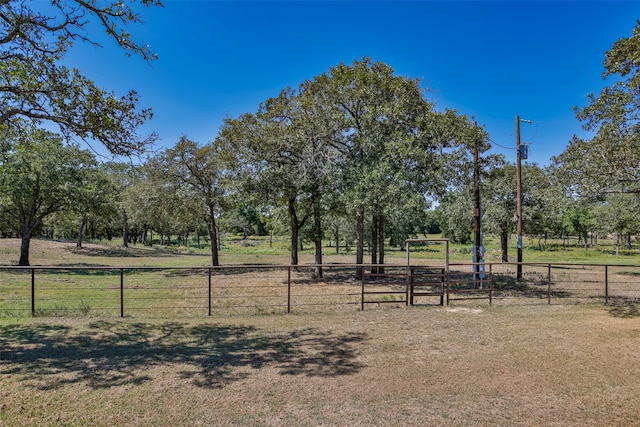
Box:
(222, 58), (488, 278)
(437, 189), (474, 245)
(306, 59), (488, 277)
(597, 194), (640, 254)
(0, 0), (161, 155)
(153, 137), (235, 266)
(101, 161), (143, 247)
(72, 166), (117, 248)
(220, 87), (340, 276)
(0, 125), (95, 265)
(555, 21), (640, 195)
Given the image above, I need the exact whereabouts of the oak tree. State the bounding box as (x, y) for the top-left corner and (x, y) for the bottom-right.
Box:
(555, 21), (640, 195)
(0, 0), (161, 155)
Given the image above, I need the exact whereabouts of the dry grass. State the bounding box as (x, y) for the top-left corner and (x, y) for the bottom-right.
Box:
(2, 239), (640, 425)
(1, 304), (640, 426)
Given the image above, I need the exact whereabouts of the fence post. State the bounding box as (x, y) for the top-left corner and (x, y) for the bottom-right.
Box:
(605, 265), (609, 304)
(489, 270), (493, 305)
(406, 265), (411, 306)
(547, 264), (551, 305)
(361, 268), (365, 311)
(208, 267), (212, 316)
(287, 266), (291, 314)
(120, 268), (124, 318)
(31, 268), (35, 317)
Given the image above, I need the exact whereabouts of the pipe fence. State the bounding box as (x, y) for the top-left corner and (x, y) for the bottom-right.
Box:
(0, 262), (638, 317)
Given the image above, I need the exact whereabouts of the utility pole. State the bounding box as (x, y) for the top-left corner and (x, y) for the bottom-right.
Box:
(515, 116), (530, 281)
(473, 127), (483, 288)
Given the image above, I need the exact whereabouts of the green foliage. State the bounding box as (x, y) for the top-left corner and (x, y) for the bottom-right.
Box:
(554, 21), (640, 195)
(0, 0), (161, 155)
(0, 126), (99, 264)
(220, 58), (487, 268)
(436, 190), (473, 244)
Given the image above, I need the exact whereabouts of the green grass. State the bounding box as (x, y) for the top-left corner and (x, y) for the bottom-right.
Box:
(4, 233), (639, 267)
(2, 235), (639, 318)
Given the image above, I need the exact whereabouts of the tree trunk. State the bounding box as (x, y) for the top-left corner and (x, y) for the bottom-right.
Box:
(290, 222), (299, 266)
(355, 206), (364, 280)
(76, 217), (86, 249)
(18, 234), (32, 266)
(378, 215), (385, 274)
(370, 213), (378, 274)
(208, 209), (220, 266)
(500, 231), (509, 262)
(287, 196), (310, 267)
(616, 233), (621, 256)
(122, 209), (129, 248)
(583, 231), (588, 250)
(312, 201), (323, 279)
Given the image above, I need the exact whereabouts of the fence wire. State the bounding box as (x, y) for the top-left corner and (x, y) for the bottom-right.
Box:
(0, 262), (638, 317)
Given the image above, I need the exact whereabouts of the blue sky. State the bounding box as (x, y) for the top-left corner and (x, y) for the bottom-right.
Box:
(64, 1), (639, 165)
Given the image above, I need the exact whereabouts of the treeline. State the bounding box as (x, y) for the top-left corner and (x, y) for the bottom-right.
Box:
(4, 57), (640, 269)
(5, 14), (640, 269)
(1, 59), (489, 268)
(437, 162), (640, 260)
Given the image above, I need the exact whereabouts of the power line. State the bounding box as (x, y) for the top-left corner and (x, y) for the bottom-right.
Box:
(489, 138), (516, 150)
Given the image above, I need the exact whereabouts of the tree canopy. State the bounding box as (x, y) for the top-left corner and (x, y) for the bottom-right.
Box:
(554, 21), (640, 195)
(0, 0), (161, 155)
(0, 124), (97, 265)
(220, 58), (489, 275)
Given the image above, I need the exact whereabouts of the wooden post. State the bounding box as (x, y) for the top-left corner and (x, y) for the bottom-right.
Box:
(361, 268), (365, 311)
(516, 116), (523, 281)
(547, 263), (552, 305)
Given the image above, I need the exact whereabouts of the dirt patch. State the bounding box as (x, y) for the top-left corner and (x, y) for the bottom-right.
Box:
(0, 239), (178, 266)
(446, 307), (483, 314)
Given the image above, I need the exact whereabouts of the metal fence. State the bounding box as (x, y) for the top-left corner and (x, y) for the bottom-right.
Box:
(0, 262), (639, 317)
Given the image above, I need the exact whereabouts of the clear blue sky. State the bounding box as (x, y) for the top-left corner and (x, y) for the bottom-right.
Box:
(64, 1), (640, 165)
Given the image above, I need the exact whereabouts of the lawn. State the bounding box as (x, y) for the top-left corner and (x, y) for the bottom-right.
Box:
(1, 304), (639, 426)
(1, 237), (640, 426)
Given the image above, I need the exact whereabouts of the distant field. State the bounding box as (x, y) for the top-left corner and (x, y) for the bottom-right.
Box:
(1, 238), (640, 318)
(1, 305), (640, 426)
(1, 235), (640, 267)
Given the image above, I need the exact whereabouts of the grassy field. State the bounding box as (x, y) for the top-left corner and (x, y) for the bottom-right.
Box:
(1, 237), (640, 425)
(2, 233), (640, 267)
(2, 305), (640, 426)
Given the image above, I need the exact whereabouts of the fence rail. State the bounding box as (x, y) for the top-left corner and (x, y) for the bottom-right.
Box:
(0, 262), (639, 317)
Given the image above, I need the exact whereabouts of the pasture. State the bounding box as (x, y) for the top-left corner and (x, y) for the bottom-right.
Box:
(2, 305), (640, 426)
(1, 238), (640, 426)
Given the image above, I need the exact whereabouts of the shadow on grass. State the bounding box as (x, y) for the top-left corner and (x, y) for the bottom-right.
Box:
(0, 321), (368, 390)
(490, 273), (573, 300)
(66, 245), (174, 258)
(607, 300), (640, 318)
